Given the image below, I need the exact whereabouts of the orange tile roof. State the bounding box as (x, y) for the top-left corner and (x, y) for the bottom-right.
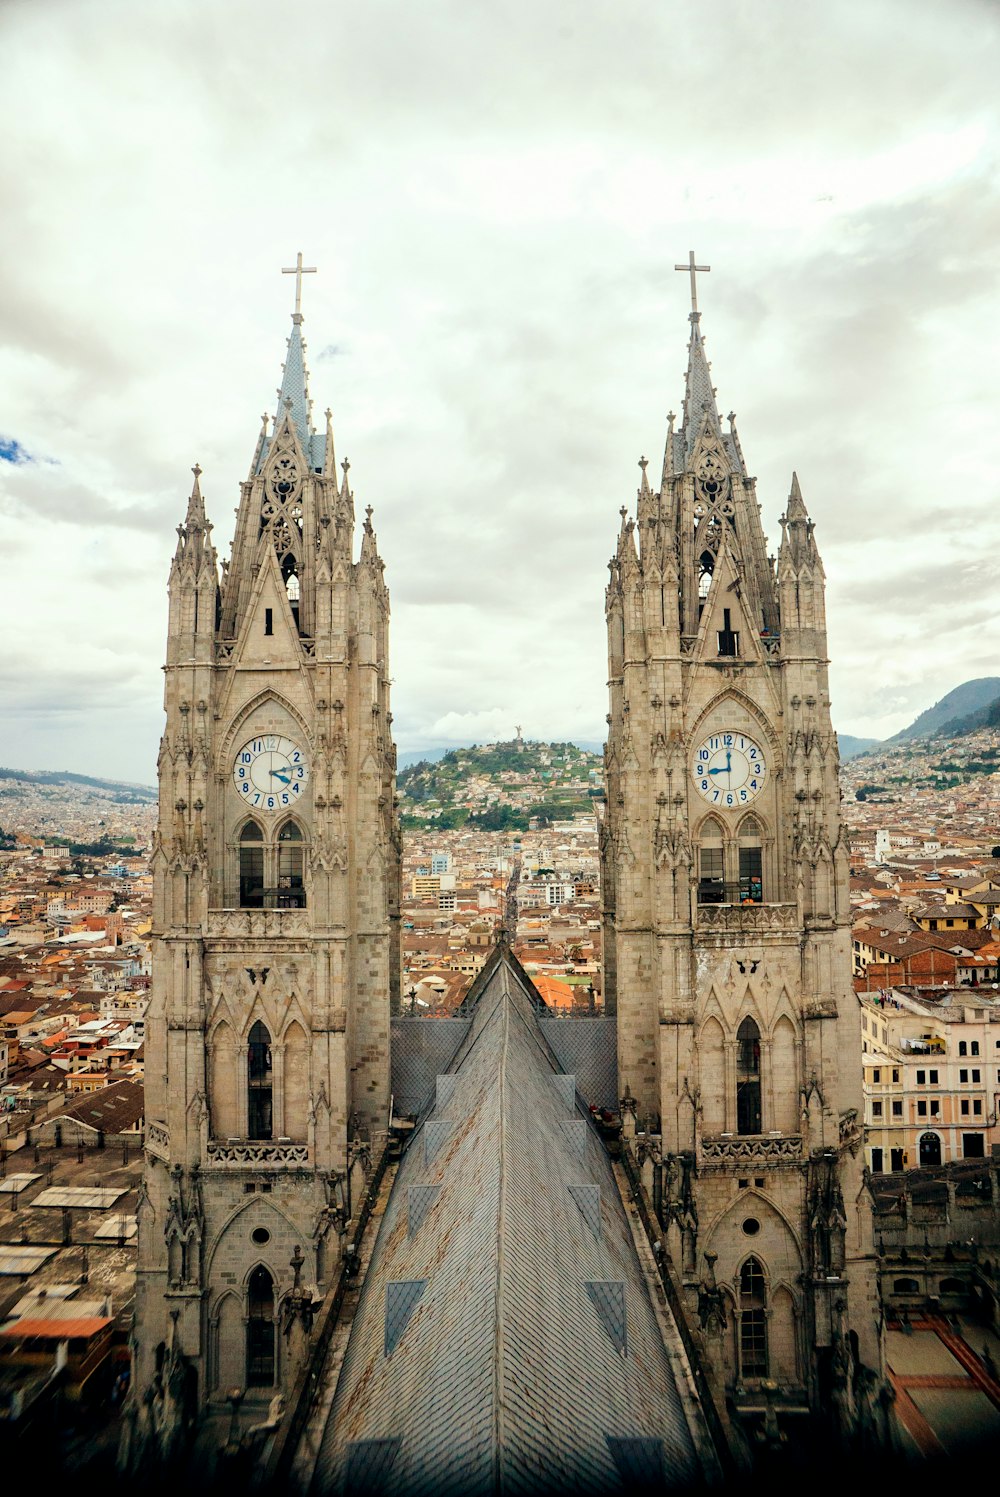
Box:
(1, 1316), (112, 1339)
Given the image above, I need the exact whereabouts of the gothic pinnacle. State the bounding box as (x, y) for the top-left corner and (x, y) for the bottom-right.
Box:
(785, 471), (808, 522)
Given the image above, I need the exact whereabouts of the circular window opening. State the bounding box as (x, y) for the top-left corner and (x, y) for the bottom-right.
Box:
(251, 1227), (271, 1246)
(741, 1218), (761, 1236)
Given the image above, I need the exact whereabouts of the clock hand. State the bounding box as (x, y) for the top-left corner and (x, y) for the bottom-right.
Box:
(270, 769), (292, 784)
(707, 766), (727, 776)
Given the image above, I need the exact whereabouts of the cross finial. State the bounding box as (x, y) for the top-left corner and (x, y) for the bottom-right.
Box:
(674, 250), (710, 316)
(638, 455), (648, 471)
(282, 251), (317, 319)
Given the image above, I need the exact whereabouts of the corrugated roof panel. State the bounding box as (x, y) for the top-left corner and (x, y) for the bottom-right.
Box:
(424, 1121), (453, 1167)
(606, 1435), (666, 1487)
(407, 1185), (440, 1238)
(568, 1184), (602, 1242)
(436, 1074), (457, 1111)
(345, 1437), (402, 1493)
(585, 1280), (627, 1356)
(551, 1073), (576, 1108)
(384, 1280), (427, 1356)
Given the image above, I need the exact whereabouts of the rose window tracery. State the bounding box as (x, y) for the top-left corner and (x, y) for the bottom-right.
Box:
(269, 451), (301, 504)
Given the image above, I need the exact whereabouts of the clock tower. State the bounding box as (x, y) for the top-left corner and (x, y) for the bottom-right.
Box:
(129, 269), (400, 1452)
(602, 261), (886, 1439)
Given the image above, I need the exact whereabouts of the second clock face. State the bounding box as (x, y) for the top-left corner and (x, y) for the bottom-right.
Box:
(233, 735), (309, 813)
(692, 731), (767, 809)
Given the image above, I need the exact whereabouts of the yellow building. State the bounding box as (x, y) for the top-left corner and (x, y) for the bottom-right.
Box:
(860, 988), (999, 1171)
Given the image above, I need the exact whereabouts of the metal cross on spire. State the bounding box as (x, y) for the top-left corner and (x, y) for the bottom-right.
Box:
(674, 250), (710, 316)
(282, 251), (317, 318)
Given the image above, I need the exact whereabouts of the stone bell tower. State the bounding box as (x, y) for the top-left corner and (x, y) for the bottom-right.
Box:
(603, 257), (886, 1440)
(129, 262), (400, 1450)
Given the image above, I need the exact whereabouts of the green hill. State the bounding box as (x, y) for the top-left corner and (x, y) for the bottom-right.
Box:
(397, 740), (602, 831)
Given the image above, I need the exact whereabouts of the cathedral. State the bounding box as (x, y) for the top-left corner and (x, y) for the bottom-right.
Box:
(126, 260), (889, 1484)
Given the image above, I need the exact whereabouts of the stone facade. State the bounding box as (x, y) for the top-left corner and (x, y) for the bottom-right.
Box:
(129, 306), (400, 1449)
(602, 286), (887, 1438)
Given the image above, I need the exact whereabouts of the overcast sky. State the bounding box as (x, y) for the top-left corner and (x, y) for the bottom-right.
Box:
(2, 0), (998, 783)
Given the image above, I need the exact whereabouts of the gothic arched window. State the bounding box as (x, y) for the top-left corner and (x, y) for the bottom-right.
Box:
(239, 821), (264, 909)
(247, 1021), (273, 1140)
(736, 1016), (762, 1135)
(698, 818), (725, 904)
(276, 820), (306, 908)
(738, 816), (764, 903)
(246, 1265), (276, 1387)
(739, 1256), (768, 1378)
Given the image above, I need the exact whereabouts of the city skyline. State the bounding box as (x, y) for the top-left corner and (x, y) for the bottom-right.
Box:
(2, 0), (999, 782)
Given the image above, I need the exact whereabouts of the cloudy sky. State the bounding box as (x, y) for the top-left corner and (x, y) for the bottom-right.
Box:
(2, 0), (998, 783)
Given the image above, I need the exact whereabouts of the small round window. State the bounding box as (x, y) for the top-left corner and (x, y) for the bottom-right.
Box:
(741, 1218), (761, 1236)
(251, 1227), (271, 1246)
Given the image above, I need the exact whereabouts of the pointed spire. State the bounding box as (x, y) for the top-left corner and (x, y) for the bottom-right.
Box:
(680, 314), (722, 449)
(184, 464), (206, 529)
(785, 471), (808, 522)
(638, 455), (650, 498)
(322, 407), (337, 480)
(661, 412), (676, 489)
(274, 319), (314, 451)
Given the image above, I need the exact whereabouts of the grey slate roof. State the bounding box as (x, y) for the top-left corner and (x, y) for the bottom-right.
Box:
(674, 313), (745, 476)
(314, 948), (708, 1496)
(390, 1011), (618, 1117)
(255, 317), (327, 474)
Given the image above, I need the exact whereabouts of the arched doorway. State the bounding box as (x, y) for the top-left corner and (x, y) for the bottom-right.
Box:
(919, 1132), (942, 1167)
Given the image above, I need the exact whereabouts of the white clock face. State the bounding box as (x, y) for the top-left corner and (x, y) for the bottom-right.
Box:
(233, 735), (309, 813)
(692, 731), (767, 809)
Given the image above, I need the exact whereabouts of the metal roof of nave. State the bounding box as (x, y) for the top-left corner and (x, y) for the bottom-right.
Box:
(313, 944), (711, 1496)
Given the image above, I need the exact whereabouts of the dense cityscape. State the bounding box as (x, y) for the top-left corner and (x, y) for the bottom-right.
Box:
(2, 705), (999, 1461)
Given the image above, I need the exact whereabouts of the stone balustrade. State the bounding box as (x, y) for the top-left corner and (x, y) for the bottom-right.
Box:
(205, 1138), (309, 1168)
(696, 902), (798, 934)
(206, 908), (310, 939)
(701, 1133), (803, 1164)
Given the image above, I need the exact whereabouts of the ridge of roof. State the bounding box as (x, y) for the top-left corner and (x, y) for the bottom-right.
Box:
(315, 946), (706, 1494)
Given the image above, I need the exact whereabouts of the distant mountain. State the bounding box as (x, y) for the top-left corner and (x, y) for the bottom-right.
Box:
(886, 678), (1000, 744)
(935, 694), (1000, 739)
(838, 735), (880, 761)
(397, 746), (452, 771)
(0, 766), (156, 802)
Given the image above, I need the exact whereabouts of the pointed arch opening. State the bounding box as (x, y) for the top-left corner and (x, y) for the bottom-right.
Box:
(283, 1020), (309, 1141)
(239, 820), (265, 909)
(248, 1021), (273, 1140)
(736, 1016), (762, 1135)
(209, 1019), (238, 1140)
(739, 1256), (768, 1379)
(246, 1265), (276, 1387)
(738, 815), (764, 903)
(697, 817), (725, 905)
(275, 819), (306, 908)
(281, 554), (301, 629)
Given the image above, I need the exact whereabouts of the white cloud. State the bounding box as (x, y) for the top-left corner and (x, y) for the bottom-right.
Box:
(1, 0), (999, 778)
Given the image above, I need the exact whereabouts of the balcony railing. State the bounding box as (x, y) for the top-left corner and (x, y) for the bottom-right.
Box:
(701, 1134), (803, 1164)
(205, 1138), (309, 1168)
(206, 908), (310, 938)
